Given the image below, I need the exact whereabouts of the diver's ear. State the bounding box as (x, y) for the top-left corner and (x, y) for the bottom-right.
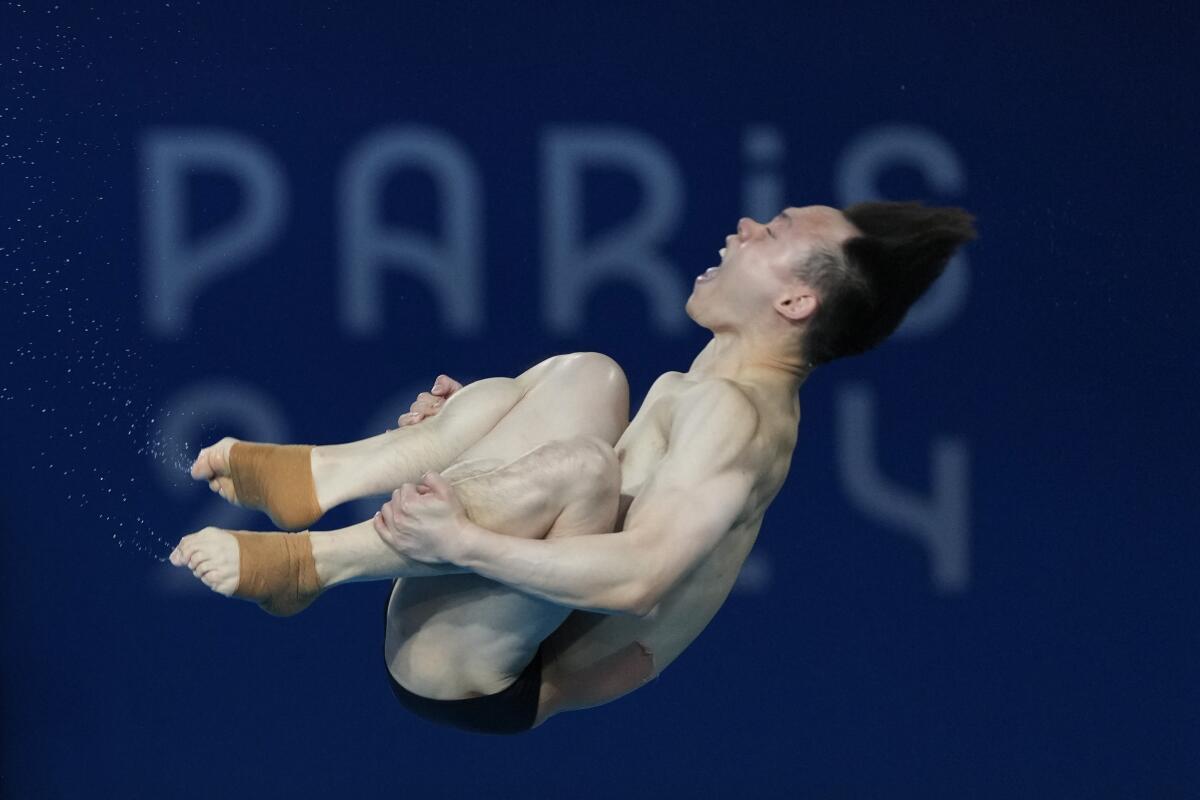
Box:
(775, 290), (817, 323)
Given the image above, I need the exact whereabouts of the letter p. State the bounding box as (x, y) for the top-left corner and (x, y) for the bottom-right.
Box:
(140, 129), (287, 337)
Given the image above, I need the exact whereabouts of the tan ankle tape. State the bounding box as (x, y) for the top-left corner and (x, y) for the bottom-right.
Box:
(231, 531), (323, 617)
(228, 443), (322, 531)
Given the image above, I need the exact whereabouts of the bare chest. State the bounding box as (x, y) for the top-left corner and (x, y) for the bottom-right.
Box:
(551, 377), (792, 675)
(612, 393), (674, 523)
(547, 518), (761, 678)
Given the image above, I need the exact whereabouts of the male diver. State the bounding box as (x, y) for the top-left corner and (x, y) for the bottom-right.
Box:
(171, 201), (976, 734)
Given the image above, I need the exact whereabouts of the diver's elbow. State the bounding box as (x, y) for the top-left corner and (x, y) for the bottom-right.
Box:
(593, 582), (655, 618)
(625, 583), (663, 618)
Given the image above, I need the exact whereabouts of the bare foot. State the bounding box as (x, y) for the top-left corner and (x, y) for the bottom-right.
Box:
(170, 527), (323, 616)
(170, 527), (239, 597)
(189, 438), (321, 531)
(190, 436), (241, 505)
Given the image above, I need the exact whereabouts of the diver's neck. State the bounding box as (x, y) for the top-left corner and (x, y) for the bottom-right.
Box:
(686, 333), (812, 394)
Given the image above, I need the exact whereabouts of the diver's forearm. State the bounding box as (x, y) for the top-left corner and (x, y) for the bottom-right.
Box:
(450, 521), (650, 616)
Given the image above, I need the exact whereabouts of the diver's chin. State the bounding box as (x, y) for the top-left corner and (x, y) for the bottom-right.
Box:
(683, 296), (710, 329)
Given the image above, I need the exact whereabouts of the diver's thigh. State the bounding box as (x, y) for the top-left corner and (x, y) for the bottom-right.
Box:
(455, 353), (629, 464)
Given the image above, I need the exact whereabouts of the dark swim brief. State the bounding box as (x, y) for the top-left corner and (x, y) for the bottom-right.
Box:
(382, 580), (543, 735)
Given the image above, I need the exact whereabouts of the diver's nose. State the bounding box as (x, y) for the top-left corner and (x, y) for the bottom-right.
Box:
(736, 217), (759, 240)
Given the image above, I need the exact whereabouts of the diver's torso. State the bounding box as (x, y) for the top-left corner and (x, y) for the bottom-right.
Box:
(545, 370), (798, 680)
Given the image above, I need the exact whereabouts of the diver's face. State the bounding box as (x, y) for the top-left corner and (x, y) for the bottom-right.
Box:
(686, 205), (861, 329)
(686, 206), (832, 324)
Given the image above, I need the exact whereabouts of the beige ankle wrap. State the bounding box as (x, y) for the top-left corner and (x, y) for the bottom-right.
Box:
(228, 443), (322, 531)
(230, 531), (324, 617)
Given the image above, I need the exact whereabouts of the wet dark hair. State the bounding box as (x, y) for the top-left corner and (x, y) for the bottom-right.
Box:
(796, 200), (977, 366)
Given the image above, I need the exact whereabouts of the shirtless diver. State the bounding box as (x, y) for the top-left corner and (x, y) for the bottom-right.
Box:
(170, 201), (976, 734)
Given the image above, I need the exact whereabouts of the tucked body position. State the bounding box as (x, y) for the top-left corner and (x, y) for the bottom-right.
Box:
(172, 201), (976, 734)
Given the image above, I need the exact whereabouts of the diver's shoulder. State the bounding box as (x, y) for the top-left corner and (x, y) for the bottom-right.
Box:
(678, 377), (759, 421)
(685, 375), (753, 399)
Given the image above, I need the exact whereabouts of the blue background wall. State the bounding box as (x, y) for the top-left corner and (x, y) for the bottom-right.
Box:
(2, 2), (1197, 797)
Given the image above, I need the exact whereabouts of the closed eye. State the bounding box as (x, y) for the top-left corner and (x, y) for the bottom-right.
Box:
(766, 226), (776, 239)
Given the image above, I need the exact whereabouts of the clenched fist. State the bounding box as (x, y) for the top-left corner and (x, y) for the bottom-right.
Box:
(373, 472), (468, 564)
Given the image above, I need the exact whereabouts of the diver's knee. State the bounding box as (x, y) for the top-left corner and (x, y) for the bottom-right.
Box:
(570, 353), (628, 408)
(552, 352), (629, 408)
(565, 435), (620, 490)
(563, 351), (626, 386)
(547, 437), (620, 522)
